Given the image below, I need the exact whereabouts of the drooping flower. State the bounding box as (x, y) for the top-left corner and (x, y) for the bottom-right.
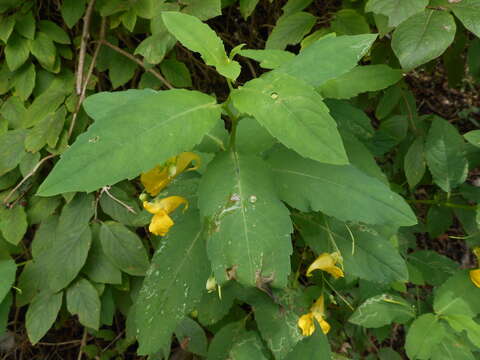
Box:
(306, 252), (344, 279)
(298, 295), (331, 336)
(143, 196), (188, 236)
(141, 152), (200, 196)
(470, 269), (480, 288)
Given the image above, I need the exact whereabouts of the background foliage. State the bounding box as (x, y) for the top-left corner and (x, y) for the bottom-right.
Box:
(1, 0), (480, 359)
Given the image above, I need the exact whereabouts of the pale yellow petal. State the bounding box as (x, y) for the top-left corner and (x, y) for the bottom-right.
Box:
(157, 196), (188, 214)
(318, 317), (330, 335)
(140, 165), (170, 196)
(149, 211), (174, 236)
(310, 295), (325, 317)
(298, 313), (315, 336)
(470, 269), (480, 288)
(143, 200), (163, 215)
(175, 152), (201, 174)
(306, 252), (344, 278)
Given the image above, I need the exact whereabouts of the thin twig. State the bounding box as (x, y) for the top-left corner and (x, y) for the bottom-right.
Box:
(76, 0), (97, 95)
(77, 328), (88, 360)
(68, 17), (107, 139)
(2, 154), (56, 206)
(101, 186), (136, 213)
(100, 40), (174, 89)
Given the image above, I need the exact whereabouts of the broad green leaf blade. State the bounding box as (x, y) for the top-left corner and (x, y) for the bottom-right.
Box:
(25, 107), (65, 153)
(61, 0), (86, 28)
(231, 73), (348, 165)
(318, 65), (403, 99)
(274, 34), (377, 87)
(174, 317), (208, 356)
(66, 278), (101, 330)
(0, 129), (27, 176)
(444, 315), (480, 348)
(448, 0), (480, 38)
(30, 32), (56, 71)
(236, 117), (276, 154)
(325, 99), (374, 142)
(182, 0), (221, 21)
(198, 151), (293, 287)
(405, 313), (447, 360)
(408, 250), (457, 287)
(38, 89), (220, 196)
(0, 257), (16, 303)
(365, 0), (428, 27)
(392, 10), (456, 70)
(296, 214), (409, 283)
(5, 33), (30, 71)
(229, 332), (268, 360)
(197, 281), (240, 326)
(0, 204), (27, 245)
(238, 49), (295, 69)
(161, 12), (240, 80)
(207, 322), (249, 360)
(266, 12), (316, 50)
(331, 9), (370, 35)
(434, 270), (480, 317)
(136, 211), (210, 355)
(425, 117), (468, 192)
(239, 0), (260, 19)
(100, 222), (150, 276)
(26, 291), (63, 345)
(349, 294), (415, 328)
(0, 293), (12, 335)
(284, 328), (332, 360)
(464, 130), (480, 148)
(267, 146), (417, 226)
(404, 136), (426, 189)
(37, 193), (94, 292)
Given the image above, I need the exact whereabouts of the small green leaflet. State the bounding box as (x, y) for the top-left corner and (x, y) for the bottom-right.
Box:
(26, 291), (63, 345)
(198, 151), (293, 287)
(365, 0), (428, 27)
(162, 12), (240, 81)
(464, 130), (480, 148)
(239, 0), (260, 19)
(238, 49), (295, 69)
(136, 211), (210, 355)
(66, 278), (101, 330)
(425, 117), (468, 193)
(267, 146), (417, 227)
(0, 257), (16, 303)
(38, 89), (220, 196)
(0, 204), (27, 245)
(274, 33), (377, 88)
(265, 12), (316, 50)
(0, 129), (27, 176)
(404, 136), (426, 189)
(232, 72), (348, 165)
(331, 9), (370, 35)
(318, 65), (403, 99)
(349, 294), (415, 328)
(284, 327), (332, 359)
(405, 313), (447, 360)
(447, 0), (480, 38)
(392, 10), (456, 70)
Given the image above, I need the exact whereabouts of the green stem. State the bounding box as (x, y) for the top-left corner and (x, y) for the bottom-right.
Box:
(407, 199), (476, 211)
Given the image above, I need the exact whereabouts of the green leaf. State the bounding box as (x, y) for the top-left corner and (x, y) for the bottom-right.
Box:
(282, 0), (313, 16)
(349, 294), (415, 328)
(26, 291), (63, 345)
(267, 146), (417, 226)
(196, 281), (240, 326)
(99, 186), (147, 227)
(38, 89), (220, 196)
(405, 313), (447, 360)
(37, 193), (94, 292)
(448, 0), (480, 38)
(434, 270), (480, 317)
(207, 322), (249, 360)
(174, 317), (208, 356)
(15, 11), (35, 40)
(66, 278), (101, 330)
(266, 12), (316, 50)
(0, 257), (16, 303)
(0, 130), (26, 176)
(425, 117), (468, 192)
(444, 314), (480, 348)
(12, 62), (36, 101)
(135, 34), (176, 65)
(31, 216), (58, 258)
(162, 11), (241, 80)
(160, 59), (192, 88)
(467, 39), (480, 82)
(431, 333), (475, 360)
(365, 0), (428, 27)
(30, 32), (57, 71)
(464, 130), (480, 148)
(27, 196), (61, 225)
(136, 211), (210, 355)
(0, 204), (27, 246)
(5, 32), (30, 72)
(274, 33), (377, 87)
(38, 20), (70, 44)
(108, 51), (137, 88)
(408, 250), (457, 287)
(236, 117), (276, 154)
(392, 10), (456, 70)
(331, 9), (370, 35)
(182, 0), (221, 20)
(0, 15), (15, 43)
(284, 327), (332, 359)
(100, 222), (150, 276)
(318, 65), (403, 99)
(83, 223), (122, 285)
(239, 0), (260, 19)
(297, 214), (409, 283)
(229, 332), (268, 360)
(237, 49), (295, 69)
(0, 292), (12, 336)
(25, 107), (65, 152)
(426, 206), (453, 238)
(404, 136), (426, 188)
(198, 151), (293, 287)
(61, 0), (86, 28)
(231, 72), (348, 165)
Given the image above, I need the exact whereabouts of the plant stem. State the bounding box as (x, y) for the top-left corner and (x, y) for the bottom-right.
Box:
(407, 199), (476, 211)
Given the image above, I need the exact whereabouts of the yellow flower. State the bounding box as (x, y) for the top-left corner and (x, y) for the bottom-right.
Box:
(306, 252), (344, 279)
(141, 152), (200, 196)
(143, 196), (188, 236)
(297, 295), (330, 336)
(470, 269), (480, 288)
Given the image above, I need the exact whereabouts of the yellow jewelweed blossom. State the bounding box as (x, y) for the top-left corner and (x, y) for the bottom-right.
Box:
(143, 196), (188, 236)
(306, 252), (344, 278)
(141, 152), (200, 196)
(470, 269), (480, 288)
(298, 295), (330, 336)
